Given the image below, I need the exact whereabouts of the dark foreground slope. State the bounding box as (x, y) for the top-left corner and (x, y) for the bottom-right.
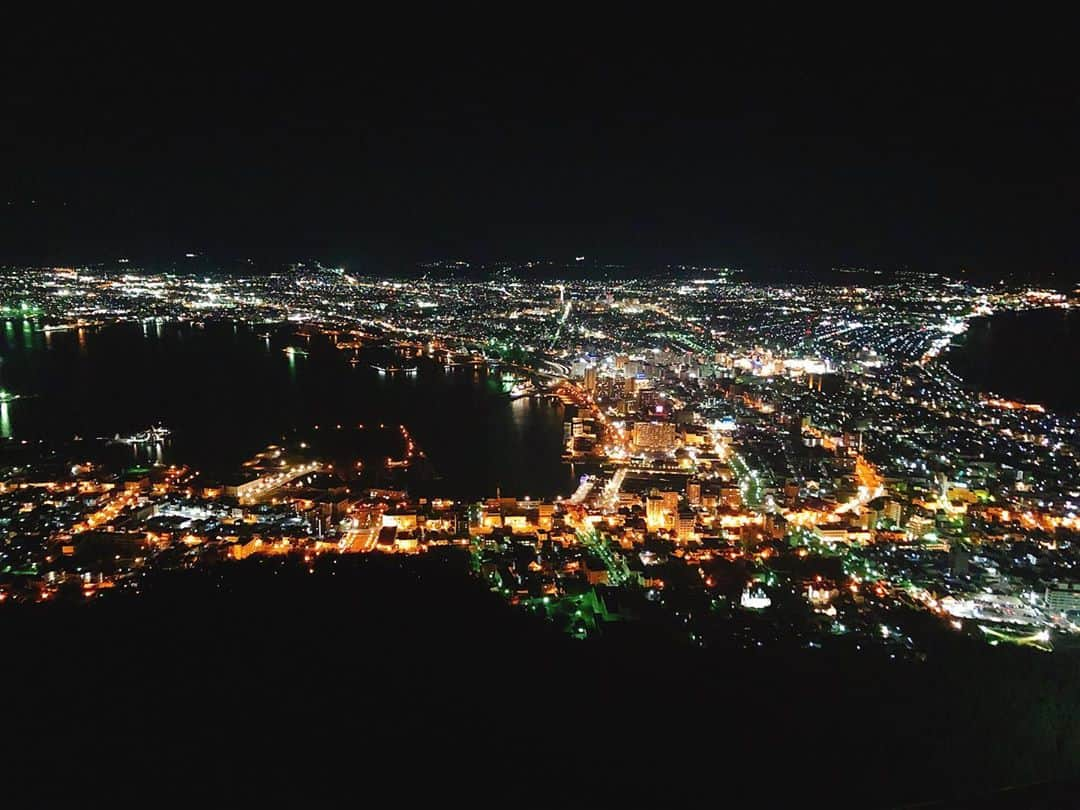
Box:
(2, 553), (1080, 807)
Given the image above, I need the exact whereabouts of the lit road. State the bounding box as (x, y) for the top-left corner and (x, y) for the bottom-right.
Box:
(341, 525), (379, 552)
(548, 300), (572, 350)
(240, 462), (323, 504)
(834, 456), (885, 515)
(568, 475), (595, 505)
(729, 452), (765, 511)
(576, 526), (631, 586)
(597, 467), (627, 511)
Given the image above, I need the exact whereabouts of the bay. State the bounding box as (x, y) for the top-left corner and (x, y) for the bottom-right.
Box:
(947, 308), (1080, 413)
(0, 320), (572, 499)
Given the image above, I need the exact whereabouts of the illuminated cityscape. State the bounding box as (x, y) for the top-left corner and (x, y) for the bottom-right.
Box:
(5, 18), (1080, 806)
(3, 263), (1080, 659)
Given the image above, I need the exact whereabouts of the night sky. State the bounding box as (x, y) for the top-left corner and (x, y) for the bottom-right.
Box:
(1, 17), (1076, 279)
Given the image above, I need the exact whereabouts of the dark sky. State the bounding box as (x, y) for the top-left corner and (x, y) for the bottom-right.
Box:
(1, 16), (1076, 279)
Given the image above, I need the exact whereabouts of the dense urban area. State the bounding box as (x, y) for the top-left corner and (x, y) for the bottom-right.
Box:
(1, 261), (1079, 666)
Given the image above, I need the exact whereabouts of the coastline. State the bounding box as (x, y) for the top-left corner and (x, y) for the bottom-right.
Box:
(0, 319), (573, 499)
(938, 305), (1078, 414)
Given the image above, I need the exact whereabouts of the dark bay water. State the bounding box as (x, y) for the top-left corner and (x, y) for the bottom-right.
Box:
(0, 320), (572, 499)
(947, 308), (1080, 413)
